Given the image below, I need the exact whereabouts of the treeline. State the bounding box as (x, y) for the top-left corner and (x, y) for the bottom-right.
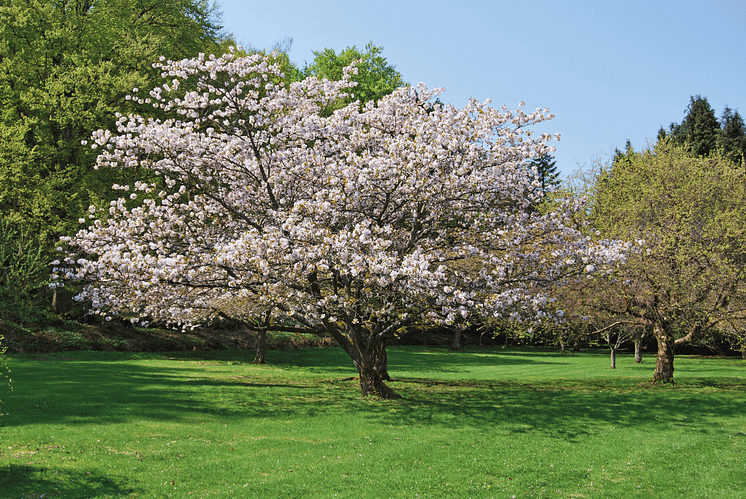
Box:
(0, 0), (226, 322)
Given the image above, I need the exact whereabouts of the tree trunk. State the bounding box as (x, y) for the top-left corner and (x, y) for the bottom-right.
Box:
(323, 323), (398, 399)
(741, 346), (746, 360)
(253, 329), (266, 364)
(559, 337), (567, 353)
(610, 347), (617, 369)
(350, 347), (397, 399)
(450, 325), (466, 352)
(653, 323), (674, 382)
(634, 338), (643, 363)
(572, 336), (581, 352)
(358, 364), (397, 399)
(372, 340), (391, 381)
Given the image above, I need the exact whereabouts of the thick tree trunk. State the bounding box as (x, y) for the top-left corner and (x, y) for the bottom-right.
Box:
(610, 347), (617, 369)
(653, 323), (674, 382)
(559, 337), (567, 353)
(350, 346), (397, 399)
(253, 329), (266, 364)
(358, 364), (397, 399)
(634, 338), (643, 363)
(323, 323), (398, 399)
(372, 340), (391, 381)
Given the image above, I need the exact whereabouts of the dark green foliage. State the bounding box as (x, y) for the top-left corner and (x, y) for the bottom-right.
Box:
(0, 219), (51, 330)
(528, 152), (561, 194)
(0, 334), (9, 422)
(655, 96), (746, 164)
(718, 106), (746, 164)
(675, 95), (720, 157)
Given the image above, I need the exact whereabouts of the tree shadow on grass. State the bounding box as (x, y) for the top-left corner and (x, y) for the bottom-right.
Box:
(0, 464), (138, 498)
(4, 350), (745, 437)
(374, 376), (746, 441)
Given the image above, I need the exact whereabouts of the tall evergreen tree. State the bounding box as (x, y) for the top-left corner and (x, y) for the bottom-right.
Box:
(718, 106), (746, 164)
(674, 95), (720, 157)
(528, 153), (561, 194)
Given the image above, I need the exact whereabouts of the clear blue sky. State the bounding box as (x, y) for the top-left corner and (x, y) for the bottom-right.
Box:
(216, 0), (745, 178)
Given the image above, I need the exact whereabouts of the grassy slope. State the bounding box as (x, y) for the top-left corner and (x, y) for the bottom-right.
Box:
(0, 347), (744, 498)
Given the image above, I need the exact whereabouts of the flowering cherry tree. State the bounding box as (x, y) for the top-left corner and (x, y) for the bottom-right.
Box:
(57, 49), (627, 398)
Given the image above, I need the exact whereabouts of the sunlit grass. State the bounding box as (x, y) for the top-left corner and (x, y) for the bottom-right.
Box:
(1, 347), (744, 498)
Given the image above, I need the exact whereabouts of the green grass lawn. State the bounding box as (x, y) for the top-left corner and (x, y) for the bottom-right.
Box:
(0, 346), (744, 498)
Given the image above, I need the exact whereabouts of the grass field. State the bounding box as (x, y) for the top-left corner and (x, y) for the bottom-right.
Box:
(0, 346), (744, 498)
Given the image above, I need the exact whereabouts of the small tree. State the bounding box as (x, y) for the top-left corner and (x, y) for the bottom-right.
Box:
(528, 153), (560, 195)
(58, 50), (627, 398)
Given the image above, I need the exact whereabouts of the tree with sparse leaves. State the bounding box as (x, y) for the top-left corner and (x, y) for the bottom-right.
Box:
(592, 141), (746, 382)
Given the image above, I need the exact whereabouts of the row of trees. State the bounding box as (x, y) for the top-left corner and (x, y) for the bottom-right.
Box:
(658, 95), (745, 162)
(0, 0), (227, 318)
(3, 0), (742, 397)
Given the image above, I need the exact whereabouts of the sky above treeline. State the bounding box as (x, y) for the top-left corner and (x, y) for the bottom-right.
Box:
(216, 0), (745, 178)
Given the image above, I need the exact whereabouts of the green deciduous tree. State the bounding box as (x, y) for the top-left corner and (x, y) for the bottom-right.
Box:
(0, 0), (224, 317)
(0, 0), (223, 244)
(302, 42), (407, 112)
(591, 141), (746, 381)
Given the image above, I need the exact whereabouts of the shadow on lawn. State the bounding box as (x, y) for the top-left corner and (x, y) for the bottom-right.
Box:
(0, 464), (138, 498)
(5, 349), (745, 439)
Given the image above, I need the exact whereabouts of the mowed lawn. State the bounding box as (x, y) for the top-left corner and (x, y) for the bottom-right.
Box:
(0, 346), (744, 498)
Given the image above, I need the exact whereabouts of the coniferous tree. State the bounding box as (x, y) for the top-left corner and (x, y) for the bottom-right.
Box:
(718, 106), (746, 164)
(528, 153), (561, 194)
(673, 95), (720, 157)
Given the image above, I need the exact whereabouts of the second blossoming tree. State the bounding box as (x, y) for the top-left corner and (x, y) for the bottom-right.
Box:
(59, 49), (627, 398)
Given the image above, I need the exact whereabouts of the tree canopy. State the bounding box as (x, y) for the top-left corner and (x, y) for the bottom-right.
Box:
(657, 95), (745, 163)
(302, 42), (407, 112)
